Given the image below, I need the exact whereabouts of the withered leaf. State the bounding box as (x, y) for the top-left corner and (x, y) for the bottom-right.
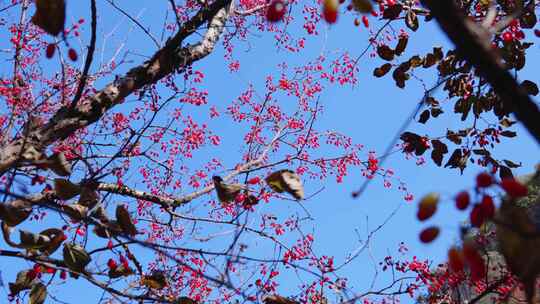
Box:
(78, 187), (99, 209)
(395, 36), (408, 56)
(423, 53), (437, 68)
(382, 4), (402, 20)
(108, 264), (134, 279)
(418, 109), (430, 124)
(9, 270), (36, 296)
(430, 107), (443, 117)
(373, 63), (392, 77)
(62, 204), (88, 222)
(263, 294), (299, 304)
(142, 271), (168, 289)
(446, 130), (462, 145)
(176, 297), (198, 304)
(430, 139), (448, 167)
(265, 170), (304, 200)
(405, 10), (418, 31)
(29, 283), (47, 304)
(351, 0), (373, 13)
(444, 149), (466, 173)
(499, 166), (514, 179)
(0, 199), (32, 227)
(520, 80), (539, 96)
(31, 0), (66, 36)
(502, 159), (521, 169)
(400, 132), (428, 156)
(46, 152), (71, 176)
(519, 9), (537, 29)
(54, 179), (81, 200)
(408, 55), (423, 67)
(500, 130), (517, 137)
(377, 45), (395, 61)
(116, 205), (137, 236)
(63, 243), (91, 273)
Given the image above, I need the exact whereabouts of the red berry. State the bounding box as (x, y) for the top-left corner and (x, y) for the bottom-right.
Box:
(107, 258), (117, 270)
(417, 193), (439, 221)
(60, 270), (67, 280)
(322, 0), (339, 24)
(470, 204), (485, 227)
(235, 193), (246, 203)
(266, 0), (286, 22)
(46, 43), (56, 59)
(419, 226), (440, 243)
(354, 18), (360, 26)
(509, 19), (519, 27)
(455, 191), (470, 210)
(480, 195), (495, 219)
(107, 239), (114, 249)
(68, 48), (78, 61)
(362, 15), (369, 28)
(515, 30), (525, 40)
(502, 31), (513, 43)
(476, 172), (493, 188)
(119, 255), (129, 268)
(247, 177), (261, 185)
(500, 178), (528, 198)
(535, 29), (540, 37)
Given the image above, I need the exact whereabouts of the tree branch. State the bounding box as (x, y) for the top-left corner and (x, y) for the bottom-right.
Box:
(420, 0), (540, 144)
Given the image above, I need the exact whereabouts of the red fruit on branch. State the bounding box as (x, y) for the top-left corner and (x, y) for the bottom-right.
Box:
(455, 191), (470, 210)
(247, 177), (261, 185)
(480, 195), (495, 220)
(46, 43), (56, 58)
(500, 178), (528, 198)
(470, 204), (485, 227)
(419, 226), (440, 243)
(266, 0), (286, 22)
(416, 193), (439, 221)
(68, 48), (78, 61)
(107, 258), (117, 270)
(476, 172), (493, 188)
(322, 0), (339, 24)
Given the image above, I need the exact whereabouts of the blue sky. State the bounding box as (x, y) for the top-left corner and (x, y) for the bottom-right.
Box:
(0, 1), (538, 303)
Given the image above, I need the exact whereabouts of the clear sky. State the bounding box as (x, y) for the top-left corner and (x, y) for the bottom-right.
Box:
(0, 1), (538, 303)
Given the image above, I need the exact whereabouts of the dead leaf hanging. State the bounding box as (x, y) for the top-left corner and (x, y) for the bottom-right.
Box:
(93, 221), (122, 239)
(54, 179), (81, 200)
(39, 228), (65, 255)
(175, 297), (198, 304)
(29, 283), (47, 304)
(108, 264), (134, 279)
(19, 230), (51, 250)
(495, 171), (540, 303)
(351, 0), (373, 13)
(212, 176), (244, 204)
(0, 199), (32, 227)
(141, 270), (168, 289)
(263, 294), (299, 304)
(62, 203), (88, 222)
(78, 187), (99, 209)
(265, 170), (304, 200)
(46, 152), (71, 176)
(9, 270), (36, 296)
(31, 0), (66, 36)
(116, 205), (137, 236)
(63, 243), (91, 273)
